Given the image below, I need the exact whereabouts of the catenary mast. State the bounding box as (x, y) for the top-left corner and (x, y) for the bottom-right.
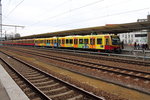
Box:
(0, 0), (2, 40)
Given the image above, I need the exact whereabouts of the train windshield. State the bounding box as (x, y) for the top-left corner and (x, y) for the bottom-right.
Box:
(111, 36), (120, 45)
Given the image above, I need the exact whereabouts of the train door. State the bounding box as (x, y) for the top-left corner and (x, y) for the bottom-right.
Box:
(54, 39), (57, 47)
(58, 38), (61, 47)
(84, 38), (89, 49)
(43, 39), (46, 46)
(105, 36), (110, 50)
(90, 37), (96, 49)
(96, 37), (103, 49)
(78, 37), (84, 48)
(62, 38), (65, 47)
(73, 38), (78, 48)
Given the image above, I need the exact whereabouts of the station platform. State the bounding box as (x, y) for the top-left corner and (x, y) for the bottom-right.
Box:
(122, 45), (150, 57)
(0, 64), (29, 100)
(0, 80), (10, 100)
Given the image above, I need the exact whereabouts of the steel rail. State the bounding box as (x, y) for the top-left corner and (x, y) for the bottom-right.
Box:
(1, 48), (150, 95)
(0, 51), (105, 100)
(4, 47), (150, 80)
(1, 46), (150, 66)
(14, 46), (150, 66)
(0, 57), (52, 100)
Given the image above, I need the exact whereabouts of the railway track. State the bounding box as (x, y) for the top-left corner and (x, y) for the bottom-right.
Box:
(2, 46), (150, 66)
(0, 52), (104, 100)
(0, 46), (150, 95)
(15, 46), (150, 66)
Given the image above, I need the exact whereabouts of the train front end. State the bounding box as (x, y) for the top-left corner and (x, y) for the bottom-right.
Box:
(105, 35), (121, 53)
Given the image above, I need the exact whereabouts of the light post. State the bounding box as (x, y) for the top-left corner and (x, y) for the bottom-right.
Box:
(0, 0), (2, 40)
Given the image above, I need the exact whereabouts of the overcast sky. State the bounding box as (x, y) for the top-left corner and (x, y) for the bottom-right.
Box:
(2, 0), (150, 36)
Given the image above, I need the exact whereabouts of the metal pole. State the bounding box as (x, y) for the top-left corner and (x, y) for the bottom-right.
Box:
(0, 0), (2, 40)
(147, 15), (150, 49)
(15, 26), (17, 37)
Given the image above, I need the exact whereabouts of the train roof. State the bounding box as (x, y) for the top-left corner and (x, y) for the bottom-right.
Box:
(14, 21), (150, 40)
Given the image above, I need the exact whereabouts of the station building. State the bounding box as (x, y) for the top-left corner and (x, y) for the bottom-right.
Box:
(119, 15), (150, 46)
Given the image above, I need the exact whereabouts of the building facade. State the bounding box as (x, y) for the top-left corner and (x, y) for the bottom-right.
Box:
(119, 15), (150, 46)
(119, 30), (148, 45)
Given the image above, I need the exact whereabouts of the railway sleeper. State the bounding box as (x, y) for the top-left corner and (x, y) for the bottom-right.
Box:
(25, 73), (44, 77)
(14, 78), (24, 83)
(23, 87), (32, 93)
(22, 71), (39, 75)
(19, 84), (28, 89)
(29, 77), (50, 83)
(27, 92), (38, 99)
(43, 86), (68, 95)
(48, 90), (76, 99)
(67, 94), (83, 100)
(11, 75), (19, 79)
(34, 80), (54, 86)
(38, 83), (60, 90)
(26, 75), (46, 80)
(25, 71), (39, 75)
(16, 80), (25, 85)
(32, 97), (43, 100)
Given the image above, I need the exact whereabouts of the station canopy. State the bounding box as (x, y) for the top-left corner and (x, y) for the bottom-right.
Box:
(16, 21), (150, 39)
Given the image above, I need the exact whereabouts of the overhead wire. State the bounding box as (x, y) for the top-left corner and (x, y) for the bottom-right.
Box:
(29, 0), (104, 26)
(28, 0), (71, 26)
(3, 0), (25, 21)
(50, 0), (133, 26)
(29, 0), (132, 27)
(53, 7), (150, 27)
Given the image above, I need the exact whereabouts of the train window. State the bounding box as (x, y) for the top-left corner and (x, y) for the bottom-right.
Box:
(106, 38), (109, 45)
(79, 39), (83, 44)
(84, 39), (88, 44)
(70, 39), (73, 44)
(97, 38), (102, 44)
(74, 39), (78, 44)
(51, 40), (53, 44)
(111, 36), (120, 45)
(66, 39), (69, 44)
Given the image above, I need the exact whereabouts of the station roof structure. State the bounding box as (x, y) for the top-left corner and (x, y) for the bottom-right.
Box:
(16, 21), (150, 39)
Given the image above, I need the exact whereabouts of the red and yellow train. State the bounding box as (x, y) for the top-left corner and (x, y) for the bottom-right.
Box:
(1, 34), (121, 52)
